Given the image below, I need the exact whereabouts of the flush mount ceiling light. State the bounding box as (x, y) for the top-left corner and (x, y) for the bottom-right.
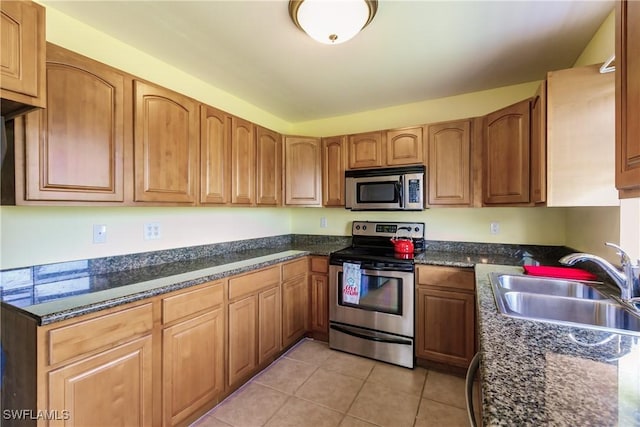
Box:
(289, 0), (378, 45)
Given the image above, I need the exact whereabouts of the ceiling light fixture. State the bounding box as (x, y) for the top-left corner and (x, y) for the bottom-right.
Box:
(289, 0), (378, 45)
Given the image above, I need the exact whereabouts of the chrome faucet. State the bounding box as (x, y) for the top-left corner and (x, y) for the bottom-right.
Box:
(559, 243), (640, 302)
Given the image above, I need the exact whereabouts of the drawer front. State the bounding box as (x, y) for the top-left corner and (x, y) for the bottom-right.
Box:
(49, 303), (153, 366)
(282, 258), (307, 281)
(162, 281), (224, 324)
(310, 256), (328, 274)
(229, 266), (280, 301)
(416, 265), (474, 291)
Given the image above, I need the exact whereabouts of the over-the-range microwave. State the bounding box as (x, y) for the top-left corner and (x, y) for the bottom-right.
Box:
(345, 165), (425, 211)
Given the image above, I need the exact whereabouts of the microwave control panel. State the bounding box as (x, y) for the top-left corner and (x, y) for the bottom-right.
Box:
(408, 179), (421, 203)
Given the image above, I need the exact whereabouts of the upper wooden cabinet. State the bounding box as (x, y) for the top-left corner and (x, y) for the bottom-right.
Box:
(0, 0), (46, 117)
(483, 99), (532, 205)
(200, 105), (231, 205)
(255, 126), (282, 206)
(386, 126), (424, 166)
(546, 64), (617, 206)
(230, 117), (256, 205)
(16, 43), (127, 203)
(133, 80), (199, 204)
(427, 120), (472, 206)
(284, 136), (322, 206)
(530, 82), (547, 205)
(616, 0), (640, 196)
(322, 136), (347, 206)
(348, 131), (384, 169)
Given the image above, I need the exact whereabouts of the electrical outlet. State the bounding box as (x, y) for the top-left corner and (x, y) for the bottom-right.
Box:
(144, 222), (161, 240)
(320, 217), (327, 228)
(490, 222), (500, 235)
(93, 224), (107, 244)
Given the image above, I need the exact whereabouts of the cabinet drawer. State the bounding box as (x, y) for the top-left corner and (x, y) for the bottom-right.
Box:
(162, 281), (223, 324)
(229, 266), (280, 301)
(48, 303), (153, 366)
(416, 265), (474, 291)
(282, 258), (307, 281)
(310, 257), (328, 274)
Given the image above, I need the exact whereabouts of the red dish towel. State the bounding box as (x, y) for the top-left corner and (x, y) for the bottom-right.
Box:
(523, 265), (598, 281)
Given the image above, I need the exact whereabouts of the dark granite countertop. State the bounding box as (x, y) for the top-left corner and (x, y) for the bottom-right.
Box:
(475, 264), (640, 426)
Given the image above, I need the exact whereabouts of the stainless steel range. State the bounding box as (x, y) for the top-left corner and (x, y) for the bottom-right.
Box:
(329, 221), (425, 369)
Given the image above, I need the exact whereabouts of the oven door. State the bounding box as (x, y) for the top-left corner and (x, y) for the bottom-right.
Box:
(329, 264), (414, 337)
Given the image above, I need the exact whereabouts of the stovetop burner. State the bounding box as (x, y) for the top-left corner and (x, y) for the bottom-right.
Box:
(330, 221), (425, 267)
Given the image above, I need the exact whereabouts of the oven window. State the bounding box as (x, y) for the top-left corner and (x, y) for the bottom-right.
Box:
(337, 271), (402, 315)
(357, 182), (399, 203)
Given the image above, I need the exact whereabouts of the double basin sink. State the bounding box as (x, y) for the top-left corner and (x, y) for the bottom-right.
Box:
(490, 273), (640, 336)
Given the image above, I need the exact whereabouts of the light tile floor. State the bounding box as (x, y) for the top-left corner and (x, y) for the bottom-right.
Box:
(192, 339), (477, 427)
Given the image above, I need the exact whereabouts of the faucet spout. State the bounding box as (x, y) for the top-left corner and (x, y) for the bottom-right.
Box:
(559, 243), (640, 301)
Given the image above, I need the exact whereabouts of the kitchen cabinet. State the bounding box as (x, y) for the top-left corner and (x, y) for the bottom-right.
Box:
(15, 43), (127, 203)
(546, 64), (617, 206)
(231, 116), (256, 205)
(616, 0), (640, 196)
(483, 99), (532, 205)
(1, 301), (155, 427)
(281, 258), (308, 348)
(0, 0), (46, 117)
(348, 131), (385, 169)
(426, 119), (472, 206)
(255, 126), (282, 206)
(161, 282), (225, 427)
(416, 265), (475, 369)
(309, 256), (329, 341)
(531, 82), (547, 205)
(227, 265), (281, 389)
(284, 136), (322, 206)
(134, 80), (198, 204)
(386, 126), (424, 166)
(322, 136), (347, 206)
(200, 105), (231, 204)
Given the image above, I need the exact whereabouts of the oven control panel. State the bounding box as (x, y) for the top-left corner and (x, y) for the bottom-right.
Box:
(352, 221), (424, 239)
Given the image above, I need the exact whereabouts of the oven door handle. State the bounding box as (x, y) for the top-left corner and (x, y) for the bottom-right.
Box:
(330, 324), (412, 345)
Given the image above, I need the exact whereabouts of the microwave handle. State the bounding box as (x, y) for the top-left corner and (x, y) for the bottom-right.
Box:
(396, 176), (404, 208)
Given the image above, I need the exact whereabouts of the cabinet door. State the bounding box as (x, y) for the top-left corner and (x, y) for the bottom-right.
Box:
(416, 287), (475, 368)
(258, 286), (281, 364)
(163, 309), (225, 427)
(531, 82), (547, 204)
(0, 0), (45, 116)
(228, 296), (257, 388)
(348, 132), (384, 169)
(284, 136), (322, 206)
(48, 335), (153, 427)
(282, 275), (308, 348)
(134, 80), (198, 203)
(231, 116), (255, 205)
(616, 0), (640, 195)
(200, 105), (231, 204)
(387, 127), (424, 166)
(309, 274), (328, 334)
(256, 126), (282, 206)
(547, 65), (617, 206)
(483, 99), (531, 205)
(322, 136), (347, 206)
(20, 44), (125, 202)
(427, 120), (471, 206)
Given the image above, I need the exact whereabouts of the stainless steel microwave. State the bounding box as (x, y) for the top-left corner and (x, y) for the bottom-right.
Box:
(345, 165), (425, 211)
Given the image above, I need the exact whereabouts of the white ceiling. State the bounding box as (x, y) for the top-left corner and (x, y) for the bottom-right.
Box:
(41, 0), (615, 123)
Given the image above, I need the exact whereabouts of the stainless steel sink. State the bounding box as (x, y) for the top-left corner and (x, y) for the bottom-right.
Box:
(489, 273), (640, 336)
(493, 274), (609, 300)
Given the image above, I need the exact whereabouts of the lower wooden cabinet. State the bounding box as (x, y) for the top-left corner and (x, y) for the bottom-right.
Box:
(48, 336), (153, 427)
(258, 286), (281, 364)
(309, 256), (329, 340)
(228, 296), (258, 387)
(281, 258), (308, 348)
(416, 265), (476, 369)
